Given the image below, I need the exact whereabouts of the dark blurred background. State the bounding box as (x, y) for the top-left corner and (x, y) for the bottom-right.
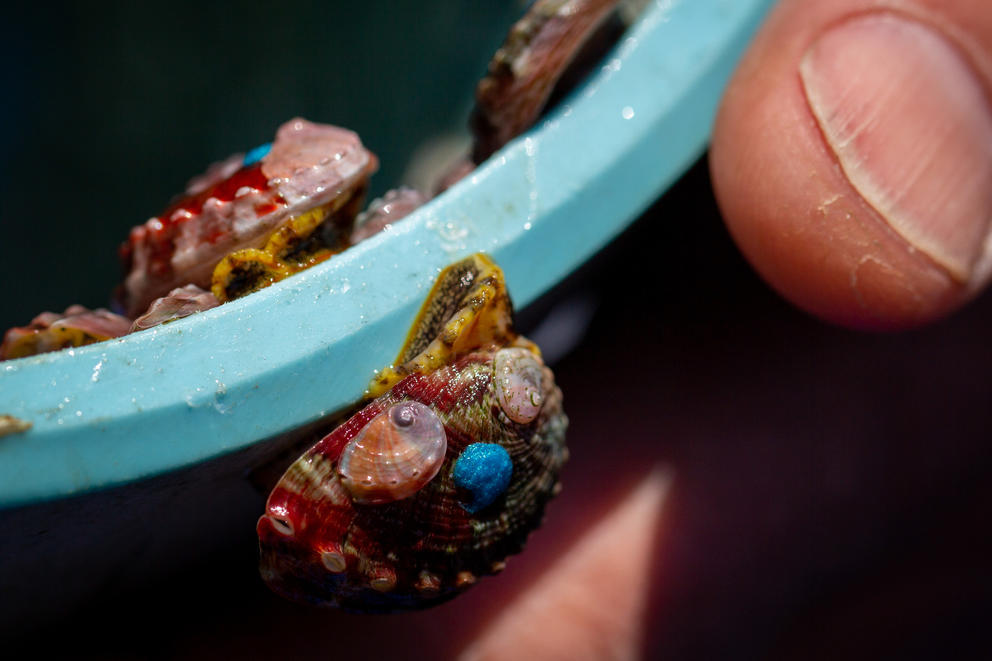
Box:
(0, 0), (518, 329)
(3, 2), (992, 659)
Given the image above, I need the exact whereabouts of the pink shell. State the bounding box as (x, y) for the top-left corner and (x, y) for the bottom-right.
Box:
(493, 347), (546, 424)
(129, 284), (220, 332)
(0, 305), (131, 360)
(350, 187), (428, 244)
(336, 401), (447, 504)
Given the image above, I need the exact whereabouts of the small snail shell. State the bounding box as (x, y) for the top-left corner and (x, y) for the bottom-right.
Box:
(337, 400), (447, 504)
(493, 347), (546, 424)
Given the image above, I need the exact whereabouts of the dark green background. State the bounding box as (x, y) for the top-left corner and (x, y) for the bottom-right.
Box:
(1, 1), (522, 330)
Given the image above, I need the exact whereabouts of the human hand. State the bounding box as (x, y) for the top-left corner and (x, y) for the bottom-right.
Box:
(712, 0), (992, 331)
(465, 0), (992, 657)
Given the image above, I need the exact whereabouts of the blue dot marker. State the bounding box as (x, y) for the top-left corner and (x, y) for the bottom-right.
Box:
(243, 142), (272, 167)
(453, 443), (513, 513)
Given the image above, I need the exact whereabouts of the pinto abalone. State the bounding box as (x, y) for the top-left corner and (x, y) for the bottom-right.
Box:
(257, 254), (568, 611)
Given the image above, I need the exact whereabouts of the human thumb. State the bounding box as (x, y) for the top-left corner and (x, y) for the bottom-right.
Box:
(711, 0), (992, 330)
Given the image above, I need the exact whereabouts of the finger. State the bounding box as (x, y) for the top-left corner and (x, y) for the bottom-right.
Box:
(710, 0), (992, 330)
(459, 471), (671, 660)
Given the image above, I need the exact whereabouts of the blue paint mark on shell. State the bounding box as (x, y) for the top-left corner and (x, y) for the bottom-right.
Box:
(452, 443), (513, 513)
(243, 142), (272, 167)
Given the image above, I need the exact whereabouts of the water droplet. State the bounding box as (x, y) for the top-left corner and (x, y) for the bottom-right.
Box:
(622, 106), (635, 120)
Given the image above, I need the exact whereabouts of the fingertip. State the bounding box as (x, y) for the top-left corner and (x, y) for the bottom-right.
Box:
(710, 0), (992, 330)
(460, 471), (671, 660)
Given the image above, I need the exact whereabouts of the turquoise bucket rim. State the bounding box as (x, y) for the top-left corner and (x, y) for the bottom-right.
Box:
(0, 0), (774, 508)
